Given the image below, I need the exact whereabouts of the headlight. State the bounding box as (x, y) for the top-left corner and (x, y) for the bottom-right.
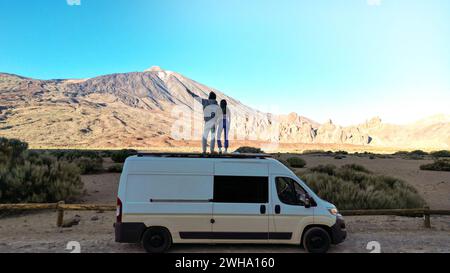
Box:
(328, 208), (339, 216)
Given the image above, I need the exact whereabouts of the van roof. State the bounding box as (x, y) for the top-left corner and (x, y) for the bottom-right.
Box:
(136, 152), (272, 160)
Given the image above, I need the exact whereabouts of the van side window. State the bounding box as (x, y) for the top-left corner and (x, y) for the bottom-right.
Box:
(276, 177), (306, 206)
(214, 176), (268, 203)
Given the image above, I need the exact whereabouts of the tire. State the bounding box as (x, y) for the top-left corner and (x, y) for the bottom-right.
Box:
(303, 227), (331, 253)
(142, 227), (172, 253)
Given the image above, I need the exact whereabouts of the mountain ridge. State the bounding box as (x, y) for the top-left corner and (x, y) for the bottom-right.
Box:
(0, 68), (449, 150)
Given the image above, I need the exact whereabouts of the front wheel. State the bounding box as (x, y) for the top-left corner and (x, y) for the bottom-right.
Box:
(303, 227), (331, 253)
(142, 227), (172, 253)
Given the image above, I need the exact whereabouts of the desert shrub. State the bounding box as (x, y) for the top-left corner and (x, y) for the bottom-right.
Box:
(73, 157), (104, 174)
(407, 150), (428, 160)
(430, 150), (450, 158)
(286, 157), (306, 168)
(302, 150), (326, 155)
(50, 150), (103, 161)
(335, 150), (349, 155)
(0, 137), (28, 164)
(107, 164), (123, 173)
(334, 155), (346, 159)
(297, 164), (425, 210)
(409, 150), (428, 156)
(48, 150), (104, 174)
(234, 146), (264, 154)
(341, 164), (372, 174)
(111, 149), (138, 163)
(309, 164), (336, 176)
(0, 138), (84, 203)
(100, 150), (114, 158)
(420, 160), (450, 172)
(394, 150), (428, 160)
(407, 154), (425, 160)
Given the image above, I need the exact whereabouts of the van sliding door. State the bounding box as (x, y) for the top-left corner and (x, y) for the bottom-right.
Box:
(211, 176), (270, 242)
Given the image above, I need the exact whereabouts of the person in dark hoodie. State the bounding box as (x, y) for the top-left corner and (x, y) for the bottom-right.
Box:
(217, 99), (231, 154)
(187, 88), (220, 154)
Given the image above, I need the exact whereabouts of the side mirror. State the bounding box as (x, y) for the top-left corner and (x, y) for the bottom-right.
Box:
(304, 193), (311, 208)
(298, 193), (311, 208)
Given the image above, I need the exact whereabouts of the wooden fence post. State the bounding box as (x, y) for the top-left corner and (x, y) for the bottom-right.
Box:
(423, 206), (431, 228)
(57, 201), (65, 227)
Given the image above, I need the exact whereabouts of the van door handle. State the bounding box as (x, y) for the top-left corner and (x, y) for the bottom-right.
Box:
(275, 205), (281, 214)
(260, 205), (266, 214)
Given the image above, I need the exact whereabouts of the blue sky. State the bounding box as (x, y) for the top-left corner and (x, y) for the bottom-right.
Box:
(1, 0), (449, 125)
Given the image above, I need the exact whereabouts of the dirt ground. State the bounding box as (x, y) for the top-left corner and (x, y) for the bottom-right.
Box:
(1, 154), (449, 253)
(0, 211), (449, 253)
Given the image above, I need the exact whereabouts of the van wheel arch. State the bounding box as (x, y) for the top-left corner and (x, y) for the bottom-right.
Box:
(300, 225), (332, 246)
(141, 226), (173, 244)
(141, 226), (173, 253)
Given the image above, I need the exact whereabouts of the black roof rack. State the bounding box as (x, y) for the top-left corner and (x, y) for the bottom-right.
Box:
(136, 152), (272, 159)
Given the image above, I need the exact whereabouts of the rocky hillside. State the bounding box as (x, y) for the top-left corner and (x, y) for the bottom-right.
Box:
(0, 67), (449, 150)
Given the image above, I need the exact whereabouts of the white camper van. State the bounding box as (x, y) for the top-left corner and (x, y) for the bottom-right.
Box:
(114, 153), (346, 253)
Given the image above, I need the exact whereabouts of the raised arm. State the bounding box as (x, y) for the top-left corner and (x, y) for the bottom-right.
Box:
(186, 87), (203, 104)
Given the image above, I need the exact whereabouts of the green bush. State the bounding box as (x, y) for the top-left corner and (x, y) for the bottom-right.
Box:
(0, 138), (84, 203)
(302, 150), (326, 155)
(420, 160), (450, 172)
(394, 150), (428, 160)
(297, 164), (425, 210)
(100, 150), (114, 158)
(309, 164), (336, 176)
(286, 157), (306, 168)
(234, 147), (264, 154)
(0, 138), (28, 164)
(107, 164), (123, 173)
(410, 150), (428, 156)
(48, 150), (104, 174)
(50, 150), (103, 161)
(430, 150), (450, 158)
(341, 164), (372, 174)
(73, 157), (104, 174)
(111, 149), (138, 163)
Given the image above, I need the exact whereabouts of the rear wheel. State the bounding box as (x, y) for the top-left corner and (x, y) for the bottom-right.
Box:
(303, 227), (331, 253)
(142, 227), (172, 253)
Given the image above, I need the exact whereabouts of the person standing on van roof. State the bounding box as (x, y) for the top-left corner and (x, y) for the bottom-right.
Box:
(186, 88), (220, 154)
(217, 99), (231, 154)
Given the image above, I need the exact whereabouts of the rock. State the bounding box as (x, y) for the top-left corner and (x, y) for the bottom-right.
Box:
(62, 215), (81, 228)
(91, 215), (99, 221)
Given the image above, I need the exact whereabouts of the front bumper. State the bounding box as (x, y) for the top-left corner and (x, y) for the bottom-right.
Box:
(115, 222), (146, 243)
(330, 215), (347, 244)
